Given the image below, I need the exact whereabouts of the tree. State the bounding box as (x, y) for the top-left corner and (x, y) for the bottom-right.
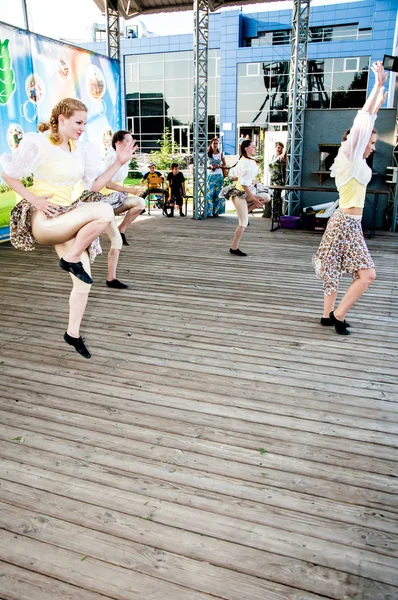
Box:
(149, 127), (189, 170)
(0, 39), (16, 105)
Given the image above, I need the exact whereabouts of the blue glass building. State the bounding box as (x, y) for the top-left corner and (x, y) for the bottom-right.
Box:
(84, 0), (397, 157)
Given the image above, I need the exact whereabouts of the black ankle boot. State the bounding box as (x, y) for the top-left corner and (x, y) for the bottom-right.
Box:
(63, 332), (91, 359)
(120, 232), (129, 246)
(329, 311), (350, 335)
(321, 317), (351, 327)
(106, 279), (128, 289)
(59, 258), (93, 284)
(230, 248), (247, 257)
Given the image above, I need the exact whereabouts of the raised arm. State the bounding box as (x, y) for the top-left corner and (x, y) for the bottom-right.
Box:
(341, 62), (387, 164)
(91, 139), (137, 192)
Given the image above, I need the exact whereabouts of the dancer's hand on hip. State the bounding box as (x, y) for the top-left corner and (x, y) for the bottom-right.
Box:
(30, 195), (58, 217)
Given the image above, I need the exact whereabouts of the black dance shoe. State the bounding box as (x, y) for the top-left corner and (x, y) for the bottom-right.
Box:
(59, 258), (93, 284)
(180, 211), (186, 217)
(63, 332), (91, 359)
(230, 248), (247, 257)
(106, 279), (129, 289)
(329, 311), (350, 335)
(321, 317), (351, 327)
(120, 232), (129, 246)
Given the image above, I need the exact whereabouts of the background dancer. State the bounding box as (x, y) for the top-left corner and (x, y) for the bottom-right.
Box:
(313, 62), (387, 335)
(228, 140), (270, 257)
(0, 98), (133, 358)
(102, 130), (145, 248)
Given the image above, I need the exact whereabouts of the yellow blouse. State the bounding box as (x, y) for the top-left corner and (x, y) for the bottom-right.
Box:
(0, 132), (101, 206)
(339, 178), (366, 210)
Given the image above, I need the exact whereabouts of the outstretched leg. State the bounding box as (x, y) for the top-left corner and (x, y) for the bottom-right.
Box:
(334, 268), (376, 321)
(115, 196), (145, 235)
(32, 202), (114, 261)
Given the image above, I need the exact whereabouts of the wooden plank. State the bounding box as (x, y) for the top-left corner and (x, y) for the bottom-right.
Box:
(0, 561), (111, 600)
(1, 406), (396, 500)
(2, 383), (397, 479)
(1, 218), (397, 599)
(0, 531), (223, 600)
(1, 479), (397, 600)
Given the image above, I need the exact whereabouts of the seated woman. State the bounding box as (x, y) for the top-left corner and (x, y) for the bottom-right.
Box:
(101, 130), (145, 247)
(0, 98), (133, 358)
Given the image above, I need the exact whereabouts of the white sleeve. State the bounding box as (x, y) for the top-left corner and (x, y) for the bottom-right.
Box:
(340, 110), (377, 164)
(0, 132), (42, 179)
(81, 142), (103, 190)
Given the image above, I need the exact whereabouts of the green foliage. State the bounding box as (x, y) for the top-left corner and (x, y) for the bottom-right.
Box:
(0, 174), (33, 194)
(128, 157), (142, 178)
(149, 127), (190, 170)
(0, 39), (16, 105)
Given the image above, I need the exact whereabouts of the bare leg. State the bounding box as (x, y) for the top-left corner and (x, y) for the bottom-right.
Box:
(107, 248), (120, 281)
(54, 241), (91, 338)
(231, 225), (246, 250)
(115, 197), (145, 233)
(323, 291), (337, 318)
(67, 288), (89, 337)
(334, 268), (376, 321)
(231, 196), (248, 249)
(32, 202), (114, 258)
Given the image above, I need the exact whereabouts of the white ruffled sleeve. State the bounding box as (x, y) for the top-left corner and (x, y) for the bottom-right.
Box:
(238, 158), (257, 186)
(0, 132), (42, 179)
(81, 142), (103, 190)
(340, 110), (377, 164)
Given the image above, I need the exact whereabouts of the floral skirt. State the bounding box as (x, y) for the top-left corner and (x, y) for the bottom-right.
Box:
(312, 210), (375, 296)
(9, 190), (115, 264)
(103, 191), (128, 211)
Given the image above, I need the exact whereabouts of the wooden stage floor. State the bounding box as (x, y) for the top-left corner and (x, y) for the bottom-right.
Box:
(0, 212), (397, 600)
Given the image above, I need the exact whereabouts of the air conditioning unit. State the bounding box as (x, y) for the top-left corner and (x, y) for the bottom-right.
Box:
(386, 166), (398, 184)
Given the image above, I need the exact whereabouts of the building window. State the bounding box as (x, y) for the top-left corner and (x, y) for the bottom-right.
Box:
(307, 56), (369, 109)
(344, 57), (359, 72)
(237, 56), (370, 124)
(125, 50), (219, 153)
(309, 24), (372, 43)
(247, 63), (260, 76)
(250, 29), (291, 47)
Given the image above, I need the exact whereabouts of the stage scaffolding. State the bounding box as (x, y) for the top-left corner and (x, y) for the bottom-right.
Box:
(104, 0), (312, 219)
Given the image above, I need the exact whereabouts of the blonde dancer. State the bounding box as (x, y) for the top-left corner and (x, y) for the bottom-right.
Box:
(1, 98), (133, 358)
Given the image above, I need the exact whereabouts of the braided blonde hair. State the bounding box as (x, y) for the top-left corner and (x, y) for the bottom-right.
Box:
(38, 98), (88, 144)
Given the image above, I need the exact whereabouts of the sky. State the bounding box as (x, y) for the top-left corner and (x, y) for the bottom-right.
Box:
(0, 0), (344, 44)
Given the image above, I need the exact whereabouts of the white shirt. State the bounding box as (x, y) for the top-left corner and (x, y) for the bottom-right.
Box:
(234, 156), (259, 191)
(208, 152), (224, 176)
(103, 147), (129, 183)
(330, 110), (376, 190)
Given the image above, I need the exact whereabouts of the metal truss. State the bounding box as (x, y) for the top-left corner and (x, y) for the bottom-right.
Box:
(105, 0), (120, 60)
(285, 0), (310, 215)
(193, 0), (209, 219)
(389, 117), (398, 231)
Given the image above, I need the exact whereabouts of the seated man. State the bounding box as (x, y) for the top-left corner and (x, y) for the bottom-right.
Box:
(165, 162), (187, 217)
(140, 163), (168, 205)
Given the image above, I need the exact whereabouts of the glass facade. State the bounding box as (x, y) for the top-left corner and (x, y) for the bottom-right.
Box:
(244, 24), (372, 48)
(237, 56), (369, 126)
(125, 50), (220, 153)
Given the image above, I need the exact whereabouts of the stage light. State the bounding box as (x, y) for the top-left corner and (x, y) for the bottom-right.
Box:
(383, 55), (398, 73)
